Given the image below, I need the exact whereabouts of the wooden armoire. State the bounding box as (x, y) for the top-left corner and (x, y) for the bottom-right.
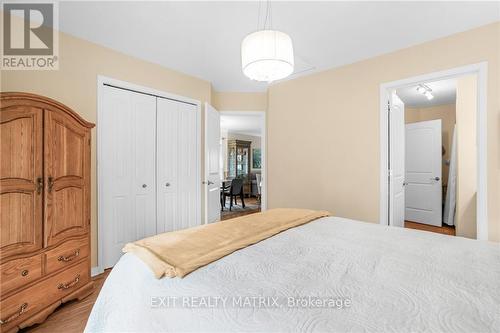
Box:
(0, 93), (94, 332)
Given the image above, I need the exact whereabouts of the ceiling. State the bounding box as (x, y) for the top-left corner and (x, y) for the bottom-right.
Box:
(397, 79), (457, 108)
(220, 114), (262, 136)
(59, 1), (500, 92)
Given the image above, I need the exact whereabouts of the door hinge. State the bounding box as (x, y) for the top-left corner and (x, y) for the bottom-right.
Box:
(387, 100), (391, 112)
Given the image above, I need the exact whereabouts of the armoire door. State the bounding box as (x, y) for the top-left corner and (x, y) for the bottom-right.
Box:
(100, 86), (156, 268)
(156, 98), (200, 233)
(44, 109), (90, 246)
(0, 106), (43, 258)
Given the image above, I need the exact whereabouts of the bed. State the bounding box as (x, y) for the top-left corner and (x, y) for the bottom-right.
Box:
(85, 216), (500, 332)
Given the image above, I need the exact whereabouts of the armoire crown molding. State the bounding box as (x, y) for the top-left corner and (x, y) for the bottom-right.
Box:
(0, 92), (95, 129)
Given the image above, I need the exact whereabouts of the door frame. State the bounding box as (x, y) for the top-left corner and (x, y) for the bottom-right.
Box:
(219, 111), (267, 211)
(95, 75), (202, 276)
(379, 62), (488, 240)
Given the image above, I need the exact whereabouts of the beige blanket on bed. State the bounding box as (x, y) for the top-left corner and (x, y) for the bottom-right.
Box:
(122, 208), (330, 278)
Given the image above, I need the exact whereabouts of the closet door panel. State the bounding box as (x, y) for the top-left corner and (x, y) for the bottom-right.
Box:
(44, 109), (89, 246)
(131, 92), (156, 240)
(0, 106), (43, 259)
(102, 87), (131, 265)
(156, 99), (178, 233)
(156, 99), (199, 233)
(101, 87), (156, 268)
(179, 102), (199, 229)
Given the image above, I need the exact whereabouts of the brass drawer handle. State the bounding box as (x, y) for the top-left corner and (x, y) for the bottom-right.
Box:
(48, 176), (54, 192)
(58, 274), (80, 290)
(21, 269), (29, 277)
(36, 177), (43, 194)
(0, 303), (28, 325)
(58, 249), (80, 262)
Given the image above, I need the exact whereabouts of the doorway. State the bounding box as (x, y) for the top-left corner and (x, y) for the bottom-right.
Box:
(219, 111), (266, 221)
(379, 63), (488, 240)
(397, 79), (457, 235)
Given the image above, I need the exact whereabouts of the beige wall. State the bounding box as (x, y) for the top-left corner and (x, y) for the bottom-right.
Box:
(405, 104), (456, 186)
(212, 91), (267, 111)
(455, 76), (477, 239)
(1, 28), (212, 267)
(267, 22), (499, 242)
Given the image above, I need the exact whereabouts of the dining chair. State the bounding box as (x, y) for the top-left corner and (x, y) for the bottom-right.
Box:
(220, 181), (230, 211)
(222, 178), (245, 211)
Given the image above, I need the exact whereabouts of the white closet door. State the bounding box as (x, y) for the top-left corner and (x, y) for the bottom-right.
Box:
(156, 98), (200, 233)
(101, 86), (156, 268)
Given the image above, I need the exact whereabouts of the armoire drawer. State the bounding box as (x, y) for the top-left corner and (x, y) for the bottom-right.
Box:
(44, 238), (89, 275)
(0, 255), (42, 296)
(0, 261), (89, 331)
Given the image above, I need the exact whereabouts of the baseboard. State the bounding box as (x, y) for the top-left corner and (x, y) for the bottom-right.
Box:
(91, 266), (104, 277)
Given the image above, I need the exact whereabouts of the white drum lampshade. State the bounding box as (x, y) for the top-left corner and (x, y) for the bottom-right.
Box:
(241, 30), (294, 82)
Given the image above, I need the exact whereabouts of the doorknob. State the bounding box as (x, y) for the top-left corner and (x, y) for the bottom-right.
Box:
(165, 182), (171, 187)
(207, 181), (214, 185)
(142, 184), (147, 188)
(432, 177), (440, 181)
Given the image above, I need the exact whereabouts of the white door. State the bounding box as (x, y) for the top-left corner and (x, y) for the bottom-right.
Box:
(101, 86), (156, 268)
(405, 119), (442, 226)
(156, 98), (200, 233)
(389, 92), (405, 227)
(205, 103), (221, 224)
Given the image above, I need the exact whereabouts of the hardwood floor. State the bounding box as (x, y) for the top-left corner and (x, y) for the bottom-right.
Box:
(221, 196), (261, 221)
(404, 220), (456, 236)
(21, 270), (111, 333)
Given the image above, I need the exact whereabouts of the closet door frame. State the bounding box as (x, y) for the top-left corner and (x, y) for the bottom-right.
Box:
(96, 76), (201, 276)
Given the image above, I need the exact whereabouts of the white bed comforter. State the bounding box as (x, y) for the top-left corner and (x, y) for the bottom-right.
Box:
(85, 217), (500, 332)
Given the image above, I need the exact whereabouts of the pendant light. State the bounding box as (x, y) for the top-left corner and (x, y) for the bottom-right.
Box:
(241, 1), (294, 82)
